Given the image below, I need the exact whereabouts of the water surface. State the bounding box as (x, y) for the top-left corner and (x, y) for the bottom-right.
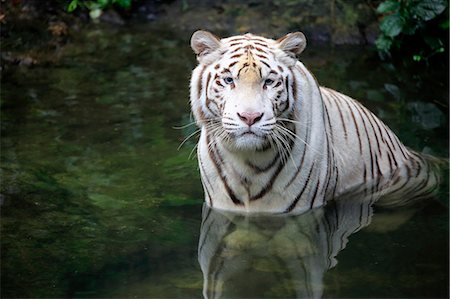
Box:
(1, 23), (448, 298)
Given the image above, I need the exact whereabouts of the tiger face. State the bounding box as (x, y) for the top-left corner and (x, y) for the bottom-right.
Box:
(190, 31), (306, 151)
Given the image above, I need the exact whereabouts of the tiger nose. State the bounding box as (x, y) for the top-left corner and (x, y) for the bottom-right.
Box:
(237, 112), (264, 126)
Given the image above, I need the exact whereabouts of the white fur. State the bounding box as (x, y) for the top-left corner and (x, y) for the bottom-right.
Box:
(189, 31), (439, 214)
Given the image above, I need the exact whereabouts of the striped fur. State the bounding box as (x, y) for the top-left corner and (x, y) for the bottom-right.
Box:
(189, 31), (439, 214)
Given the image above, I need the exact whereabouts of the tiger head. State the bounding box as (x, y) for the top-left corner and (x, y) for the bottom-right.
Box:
(190, 31), (306, 151)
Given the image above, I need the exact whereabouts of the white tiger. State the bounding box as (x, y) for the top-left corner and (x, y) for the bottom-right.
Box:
(189, 30), (439, 214)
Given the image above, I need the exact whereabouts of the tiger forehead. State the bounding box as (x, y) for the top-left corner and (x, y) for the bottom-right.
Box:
(219, 37), (276, 79)
(223, 35), (273, 52)
(222, 33), (273, 45)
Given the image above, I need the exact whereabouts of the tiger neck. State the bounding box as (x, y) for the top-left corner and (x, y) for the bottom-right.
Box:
(211, 133), (282, 175)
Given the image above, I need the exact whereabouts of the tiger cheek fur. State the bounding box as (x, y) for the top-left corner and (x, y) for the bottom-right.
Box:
(189, 30), (439, 214)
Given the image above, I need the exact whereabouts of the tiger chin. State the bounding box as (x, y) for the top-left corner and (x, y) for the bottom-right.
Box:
(189, 30), (439, 214)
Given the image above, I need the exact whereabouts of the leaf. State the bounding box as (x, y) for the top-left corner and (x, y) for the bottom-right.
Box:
(67, 0), (78, 12)
(376, 0), (400, 14)
(413, 55), (422, 61)
(375, 35), (393, 52)
(98, 0), (109, 8)
(380, 13), (404, 37)
(423, 35), (443, 50)
(411, 0), (447, 21)
(113, 0), (132, 8)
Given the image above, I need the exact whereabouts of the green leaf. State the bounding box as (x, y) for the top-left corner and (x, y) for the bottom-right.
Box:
(114, 0), (132, 8)
(413, 55), (422, 61)
(376, 0), (400, 14)
(380, 13), (404, 37)
(375, 35), (393, 52)
(67, 0), (78, 12)
(424, 35), (443, 50)
(98, 0), (109, 8)
(411, 0), (447, 21)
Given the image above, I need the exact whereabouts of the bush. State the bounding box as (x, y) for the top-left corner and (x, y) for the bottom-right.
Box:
(67, 0), (133, 18)
(375, 0), (448, 62)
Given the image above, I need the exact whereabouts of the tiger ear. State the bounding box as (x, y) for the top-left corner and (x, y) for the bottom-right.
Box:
(276, 32), (306, 56)
(191, 30), (222, 62)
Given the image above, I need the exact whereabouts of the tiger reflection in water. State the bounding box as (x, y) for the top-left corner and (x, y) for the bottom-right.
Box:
(197, 173), (441, 299)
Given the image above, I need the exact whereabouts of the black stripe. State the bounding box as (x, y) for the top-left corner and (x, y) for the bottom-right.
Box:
(254, 42), (268, 47)
(323, 103), (334, 144)
(392, 134), (410, 160)
(279, 76), (291, 115)
(353, 103), (375, 182)
(255, 54), (268, 60)
(254, 47), (267, 53)
(228, 37), (245, 42)
(291, 70), (298, 101)
(250, 133), (295, 201)
(284, 112), (310, 188)
(309, 178), (321, 209)
(247, 154), (279, 173)
(343, 98), (363, 154)
(206, 134), (243, 205)
(328, 92), (348, 140)
(322, 136), (333, 200)
(250, 37), (269, 43)
(199, 155), (214, 206)
(285, 163), (315, 213)
(260, 60), (270, 69)
(228, 61), (238, 68)
(358, 104), (382, 157)
(332, 165), (339, 199)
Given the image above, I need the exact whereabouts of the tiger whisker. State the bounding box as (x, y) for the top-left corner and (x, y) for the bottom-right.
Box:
(189, 143), (199, 160)
(272, 128), (297, 168)
(272, 130), (290, 166)
(270, 133), (284, 164)
(275, 124), (324, 157)
(172, 121), (197, 130)
(276, 117), (312, 128)
(177, 128), (201, 151)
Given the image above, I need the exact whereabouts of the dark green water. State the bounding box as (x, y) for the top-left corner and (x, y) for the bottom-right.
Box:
(1, 24), (448, 298)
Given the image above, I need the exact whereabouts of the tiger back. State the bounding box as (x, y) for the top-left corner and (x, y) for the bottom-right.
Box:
(189, 30), (439, 214)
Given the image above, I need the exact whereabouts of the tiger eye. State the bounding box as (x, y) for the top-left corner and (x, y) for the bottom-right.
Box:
(224, 77), (234, 84)
(264, 79), (274, 86)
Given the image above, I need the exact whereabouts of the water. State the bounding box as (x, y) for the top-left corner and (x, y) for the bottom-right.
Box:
(1, 23), (448, 298)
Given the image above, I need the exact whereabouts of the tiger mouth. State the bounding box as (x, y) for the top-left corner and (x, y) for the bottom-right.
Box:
(236, 130), (265, 138)
(222, 129), (271, 151)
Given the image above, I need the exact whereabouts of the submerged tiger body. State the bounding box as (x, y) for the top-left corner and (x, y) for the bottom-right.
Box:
(189, 31), (439, 214)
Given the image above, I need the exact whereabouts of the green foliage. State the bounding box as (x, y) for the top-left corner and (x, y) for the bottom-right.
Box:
(67, 0), (133, 17)
(375, 0), (448, 62)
